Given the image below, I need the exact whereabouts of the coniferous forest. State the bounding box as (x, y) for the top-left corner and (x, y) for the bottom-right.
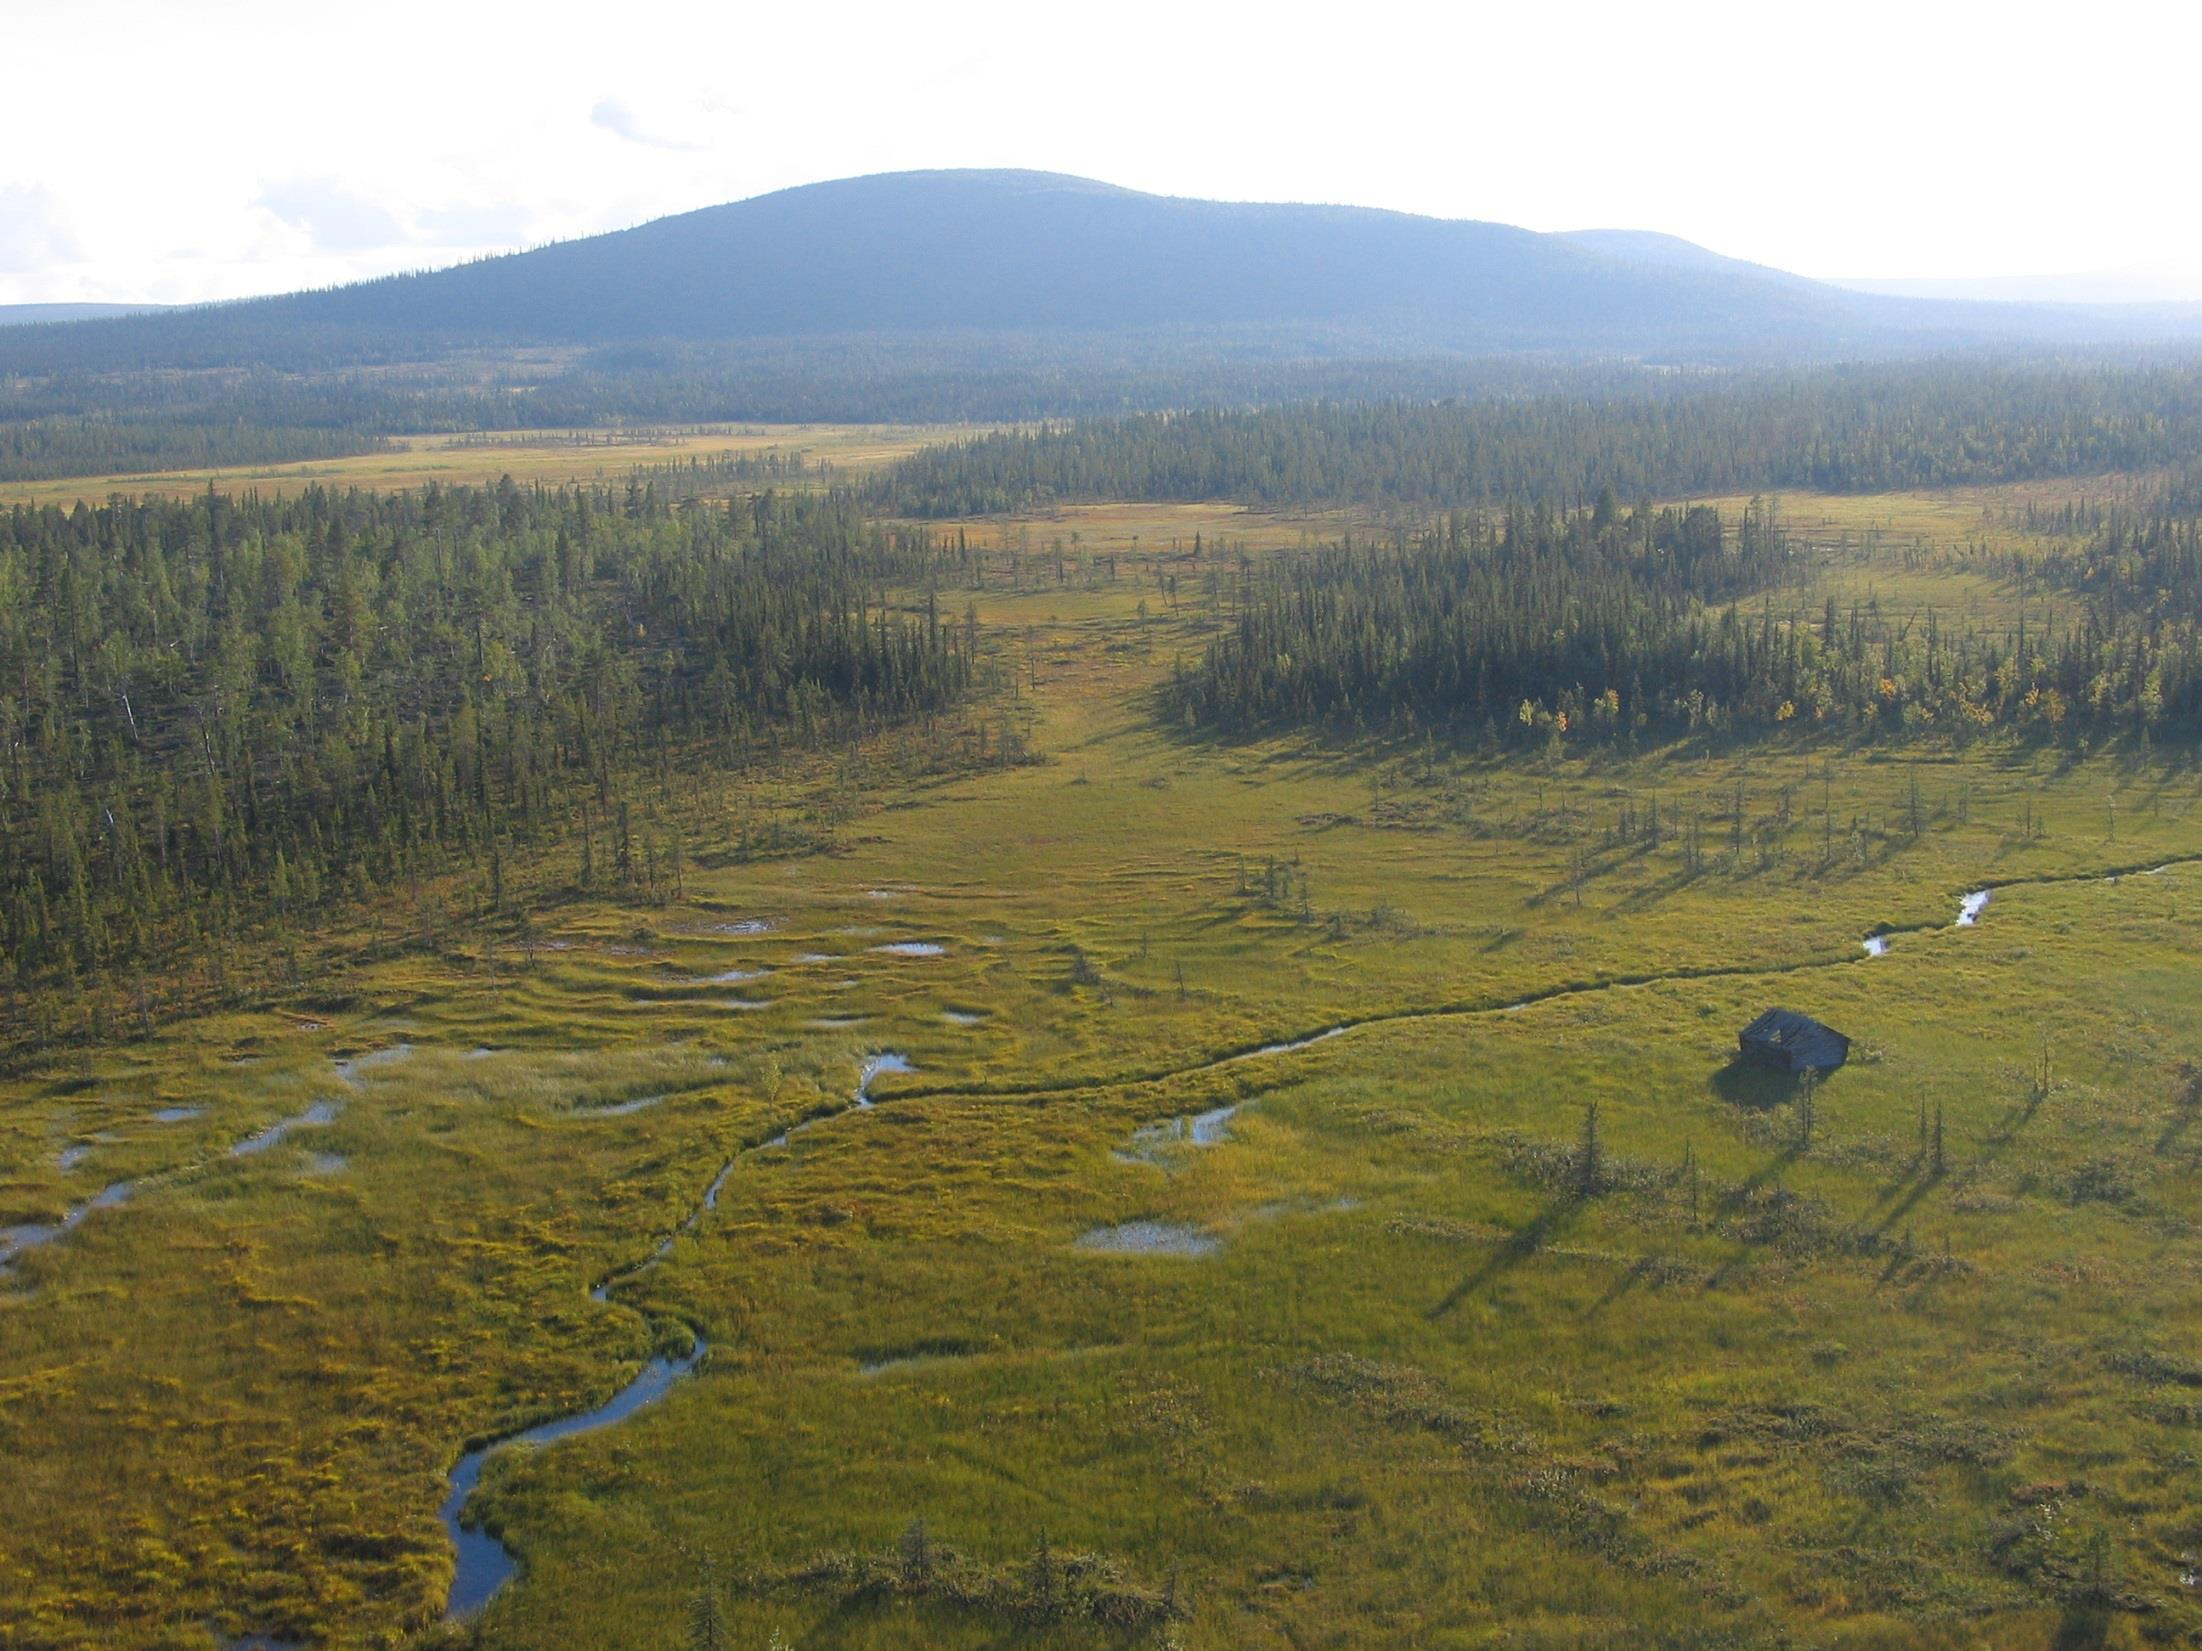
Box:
(13, 164), (2202, 1651)
(1167, 489), (2202, 742)
(877, 362), (2202, 514)
(0, 481), (973, 1031)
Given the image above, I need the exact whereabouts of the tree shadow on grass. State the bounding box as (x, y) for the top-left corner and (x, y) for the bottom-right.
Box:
(1582, 1252), (1668, 1321)
(1699, 1143), (1807, 1291)
(2052, 1603), (2111, 1651)
(1427, 1192), (1582, 1318)
(1868, 1161), (1947, 1240)
(1600, 863), (1709, 918)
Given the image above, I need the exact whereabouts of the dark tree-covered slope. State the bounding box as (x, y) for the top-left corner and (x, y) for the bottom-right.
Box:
(0, 481), (975, 1012)
(875, 363), (2202, 514)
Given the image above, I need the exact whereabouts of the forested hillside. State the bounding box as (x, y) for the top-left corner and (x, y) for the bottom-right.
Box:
(0, 482), (974, 1034)
(7, 169), (2202, 487)
(0, 170), (2023, 376)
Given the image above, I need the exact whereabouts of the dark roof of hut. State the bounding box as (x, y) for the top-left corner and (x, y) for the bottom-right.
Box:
(1739, 1008), (1851, 1068)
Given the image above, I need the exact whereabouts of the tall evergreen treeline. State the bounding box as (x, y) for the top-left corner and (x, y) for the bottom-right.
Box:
(0, 479), (974, 1010)
(879, 362), (2202, 515)
(15, 354), (2202, 491)
(1170, 493), (2202, 742)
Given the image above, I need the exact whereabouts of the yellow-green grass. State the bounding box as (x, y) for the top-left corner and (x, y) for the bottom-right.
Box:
(1693, 474), (2167, 554)
(1, 491), (2198, 1650)
(0, 423), (989, 510)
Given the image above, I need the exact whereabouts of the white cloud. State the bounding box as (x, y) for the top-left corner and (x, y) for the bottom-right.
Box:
(0, 186), (82, 273)
(590, 97), (703, 152)
(3, 0), (2200, 303)
(416, 201), (540, 248)
(256, 178), (408, 253)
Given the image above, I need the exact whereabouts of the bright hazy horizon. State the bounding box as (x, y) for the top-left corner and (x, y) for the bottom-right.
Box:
(7, 0), (2201, 307)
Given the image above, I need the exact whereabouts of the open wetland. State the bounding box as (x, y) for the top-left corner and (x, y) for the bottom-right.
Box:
(4, 489), (2202, 1651)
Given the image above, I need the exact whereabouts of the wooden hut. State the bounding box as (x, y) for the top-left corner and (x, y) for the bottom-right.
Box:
(1737, 1009), (1850, 1075)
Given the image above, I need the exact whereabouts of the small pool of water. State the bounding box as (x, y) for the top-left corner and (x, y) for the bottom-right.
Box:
(58, 1143), (92, 1170)
(334, 1043), (414, 1085)
(1076, 1220), (1221, 1257)
(856, 1052), (916, 1106)
(1117, 1102), (1242, 1165)
(231, 1100), (341, 1157)
(572, 1094), (666, 1119)
(872, 941), (946, 958)
(1957, 890), (1991, 925)
(941, 1009), (987, 1027)
(1862, 933), (1889, 958)
(151, 1105), (203, 1124)
(673, 966), (770, 985)
(442, 1335), (707, 1618)
(806, 1015), (868, 1030)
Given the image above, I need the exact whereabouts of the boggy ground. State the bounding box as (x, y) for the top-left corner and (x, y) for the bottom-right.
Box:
(0, 421), (976, 508)
(2, 493), (2199, 1651)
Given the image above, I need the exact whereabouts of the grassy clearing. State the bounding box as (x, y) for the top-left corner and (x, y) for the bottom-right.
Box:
(2, 490), (2199, 1650)
(0, 423), (984, 509)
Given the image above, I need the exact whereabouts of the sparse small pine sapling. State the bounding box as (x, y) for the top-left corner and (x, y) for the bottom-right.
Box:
(899, 1516), (935, 1587)
(2082, 1528), (2115, 1604)
(1026, 1530), (1062, 1621)
(685, 1548), (730, 1651)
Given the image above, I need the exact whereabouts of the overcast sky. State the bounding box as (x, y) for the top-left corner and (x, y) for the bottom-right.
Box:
(7, 0), (2200, 305)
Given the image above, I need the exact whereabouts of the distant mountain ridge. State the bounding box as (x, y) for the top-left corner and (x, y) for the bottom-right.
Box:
(8, 170), (2202, 375)
(1553, 229), (1805, 284)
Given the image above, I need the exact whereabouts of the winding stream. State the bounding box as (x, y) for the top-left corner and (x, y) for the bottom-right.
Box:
(184, 856), (2202, 1624)
(0, 1181), (133, 1273)
(230, 1100), (342, 1157)
(440, 1048), (917, 1619)
(886, 870), (2200, 1110)
(439, 1338), (707, 1617)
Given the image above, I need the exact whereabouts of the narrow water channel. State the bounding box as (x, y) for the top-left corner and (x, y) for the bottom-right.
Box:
(0, 1181), (133, 1272)
(409, 857), (2188, 1623)
(440, 1337), (707, 1617)
(441, 1048), (916, 1619)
